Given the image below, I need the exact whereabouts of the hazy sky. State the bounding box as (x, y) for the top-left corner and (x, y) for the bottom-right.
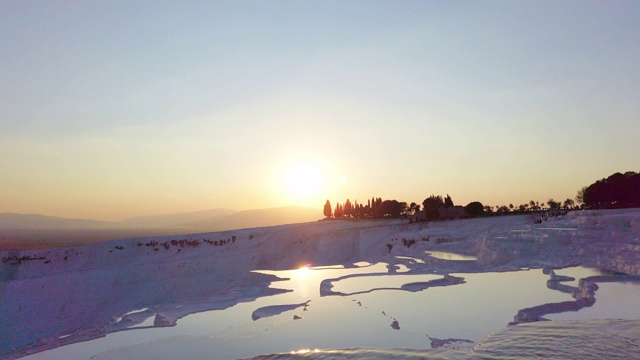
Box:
(1, 1), (639, 220)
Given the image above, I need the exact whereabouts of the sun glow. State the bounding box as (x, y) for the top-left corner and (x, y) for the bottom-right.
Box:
(284, 163), (324, 198)
(297, 265), (311, 279)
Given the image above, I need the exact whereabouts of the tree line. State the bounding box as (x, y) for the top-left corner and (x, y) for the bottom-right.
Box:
(323, 194), (577, 221)
(324, 197), (410, 219)
(577, 171), (640, 209)
(323, 170), (639, 221)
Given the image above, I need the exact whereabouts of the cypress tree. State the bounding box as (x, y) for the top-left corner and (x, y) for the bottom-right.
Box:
(324, 200), (332, 218)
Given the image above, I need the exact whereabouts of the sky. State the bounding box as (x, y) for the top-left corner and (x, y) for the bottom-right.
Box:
(1, 1), (639, 221)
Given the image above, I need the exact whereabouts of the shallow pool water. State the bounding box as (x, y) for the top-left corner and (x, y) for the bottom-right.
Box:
(21, 260), (640, 360)
(426, 251), (478, 261)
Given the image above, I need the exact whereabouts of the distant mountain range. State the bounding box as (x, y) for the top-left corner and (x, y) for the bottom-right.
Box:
(0, 206), (322, 232)
(0, 206), (323, 249)
(0, 213), (114, 230)
(117, 208), (238, 229)
(184, 206), (325, 232)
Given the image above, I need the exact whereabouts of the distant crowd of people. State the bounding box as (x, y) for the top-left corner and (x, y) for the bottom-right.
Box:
(108, 235), (241, 253)
(530, 209), (568, 224)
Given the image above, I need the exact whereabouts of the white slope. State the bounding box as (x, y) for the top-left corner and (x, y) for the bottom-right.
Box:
(1, 209), (639, 359)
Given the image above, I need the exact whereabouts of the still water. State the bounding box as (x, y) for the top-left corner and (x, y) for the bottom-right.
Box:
(22, 258), (640, 360)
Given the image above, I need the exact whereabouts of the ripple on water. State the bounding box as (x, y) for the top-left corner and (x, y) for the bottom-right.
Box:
(475, 319), (640, 360)
(245, 320), (640, 360)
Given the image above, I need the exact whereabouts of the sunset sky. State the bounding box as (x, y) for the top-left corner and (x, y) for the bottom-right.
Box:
(1, 1), (639, 220)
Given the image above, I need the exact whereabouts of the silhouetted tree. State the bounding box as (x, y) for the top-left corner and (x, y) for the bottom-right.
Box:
(576, 186), (587, 205)
(376, 200), (407, 218)
(373, 201), (384, 219)
(324, 200), (332, 218)
(444, 194), (454, 208)
(546, 198), (560, 210)
(563, 198), (575, 209)
(344, 199), (352, 218)
(464, 201), (484, 218)
(334, 202), (343, 218)
(363, 204), (370, 218)
(422, 195), (444, 220)
(408, 202), (419, 215)
(484, 205), (494, 215)
(582, 171), (640, 209)
(496, 205), (509, 215)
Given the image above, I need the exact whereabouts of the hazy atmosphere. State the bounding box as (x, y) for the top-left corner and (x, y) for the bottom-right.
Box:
(2, 1), (639, 220)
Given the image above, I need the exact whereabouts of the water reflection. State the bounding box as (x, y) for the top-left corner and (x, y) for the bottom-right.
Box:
(546, 270), (640, 322)
(12, 263), (640, 360)
(290, 348), (320, 354)
(427, 251), (478, 261)
(326, 273), (458, 296)
(3, 267), (285, 359)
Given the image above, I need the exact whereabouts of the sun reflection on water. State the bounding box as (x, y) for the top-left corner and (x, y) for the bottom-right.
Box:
(294, 265), (314, 298)
(297, 266), (311, 279)
(290, 348), (320, 354)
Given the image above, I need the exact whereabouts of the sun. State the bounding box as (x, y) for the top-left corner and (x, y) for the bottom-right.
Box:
(284, 162), (323, 198)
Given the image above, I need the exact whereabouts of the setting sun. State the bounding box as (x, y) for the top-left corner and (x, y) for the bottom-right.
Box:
(284, 163), (324, 198)
(3, 2), (640, 358)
